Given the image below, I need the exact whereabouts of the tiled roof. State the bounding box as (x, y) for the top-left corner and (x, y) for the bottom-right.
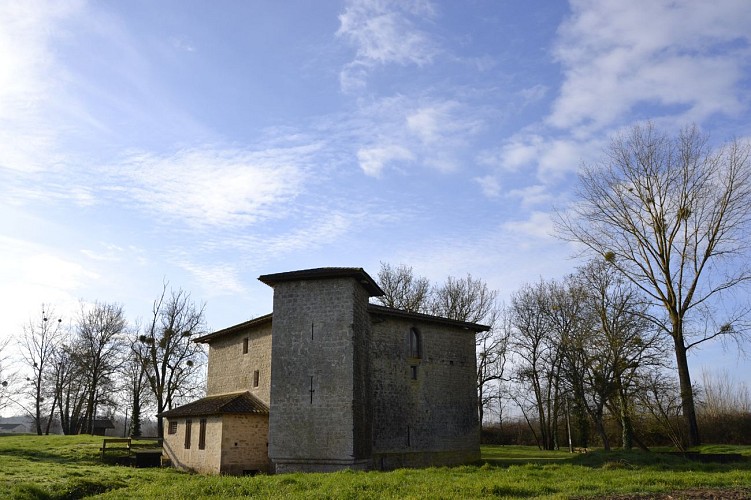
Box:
(258, 267), (384, 297)
(159, 391), (269, 418)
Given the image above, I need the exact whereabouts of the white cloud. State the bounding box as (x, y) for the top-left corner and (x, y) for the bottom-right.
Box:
(549, 0), (751, 134)
(357, 145), (414, 177)
(518, 84), (548, 105)
(177, 261), (246, 297)
(507, 185), (554, 208)
(474, 175), (501, 198)
(0, 236), (94, 346)
(502, 211), (556, 240)
(111, 146), (314, 228)
(0, 1), (82, 173)
(337, 0), (439, 91)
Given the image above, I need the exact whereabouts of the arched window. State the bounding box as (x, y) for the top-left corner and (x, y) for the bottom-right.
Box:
(409, 327), (421, 358)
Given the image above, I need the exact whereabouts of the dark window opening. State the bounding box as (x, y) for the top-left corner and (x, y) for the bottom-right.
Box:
(198, 419), (206, 450)
(243, 338), (249, 354)
(253, 370), (260, 388)
(410, 365), (418, 380)
(409, 327), (421, 358)
(184, 419), (192, 449)
(168, 421), (177, 435)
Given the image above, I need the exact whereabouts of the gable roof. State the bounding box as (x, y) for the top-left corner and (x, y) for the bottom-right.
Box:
(367, 304), (490, 332)
(158, 391), (269, 418)
(0, 423), (26, 431)
(194, 313), (272, 344)
(259, 267), (384, 297)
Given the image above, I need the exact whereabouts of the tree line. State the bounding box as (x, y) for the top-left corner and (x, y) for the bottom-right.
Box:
(2, 283), (206, 438)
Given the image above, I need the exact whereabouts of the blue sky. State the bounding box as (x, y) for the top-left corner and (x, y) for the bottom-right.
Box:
(1, 0), (750, 388)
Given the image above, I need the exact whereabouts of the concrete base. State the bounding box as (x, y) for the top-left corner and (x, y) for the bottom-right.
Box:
(272, 458), (371, 473)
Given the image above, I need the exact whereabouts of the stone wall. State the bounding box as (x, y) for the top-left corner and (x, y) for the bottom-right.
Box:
(206, 322), (272, 404)
(163, 416), (222, 474)
(268, 277), (371, 472)
(220, 414), (270, 475)
(369, 315), (480, 469)
(163, 414), (269, 475)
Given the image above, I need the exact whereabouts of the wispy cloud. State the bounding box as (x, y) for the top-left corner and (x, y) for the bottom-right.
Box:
(0, 1), (82, 173)
(502, 211), (556, 241)
(337, 0), (440, 91)
(549, 0), (751, 134)
(353, 96), (483, 176)
(357, 145), (414, 177)
(108, 145), (316, 228)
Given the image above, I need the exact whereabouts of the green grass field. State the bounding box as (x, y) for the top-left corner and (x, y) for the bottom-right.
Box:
(1, 434), (749, 499)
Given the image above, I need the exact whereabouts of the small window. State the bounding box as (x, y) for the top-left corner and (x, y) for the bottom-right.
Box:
(198, 419), (207, 450)
(243, 338), (249, 354)
(409, 327), (421, 358)
(184, 419), (192, 449)
(168, 421), (177, 435)
(410, 365), (418, 380)
(253, 370), (260, 388)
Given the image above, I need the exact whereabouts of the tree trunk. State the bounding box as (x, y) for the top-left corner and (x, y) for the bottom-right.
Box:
(617, 390), (633, 450)
(672, 325), (701, 446)
(594, 410), (610, 451)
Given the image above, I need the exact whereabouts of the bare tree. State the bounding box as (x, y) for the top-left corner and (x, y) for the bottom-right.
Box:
(136, 284), (207, 438)
(18, 306), (65, 434)
(75, 301), (128, 434)
(0, 337), (13, 414)
(122, 336), (152, 437)
(637, 369), (688, 450)
(375, 262), (431, 313)
(557, 123), (751, 446)
(430, 274), (499, 325)
(510, 280), (562, 450)
(50, 342), (88, 435)
(574, 260), (665, 450)
(476, 307), (511, 425)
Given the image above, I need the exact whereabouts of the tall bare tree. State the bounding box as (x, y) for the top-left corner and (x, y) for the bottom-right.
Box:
(557, 123), (751, 445)
(50, 342), (88, 435)
(510, 280), (563, 450)
(75, 301), (128, 434)
(137, 284), (207, 437)
(375, 262), (431, 313)
(476, 306), (510, 425)
(120, 333), (153, 438)
(0, 337), (13, 414)
(573, 260), (665, 450)
(19, 306), (65, 435)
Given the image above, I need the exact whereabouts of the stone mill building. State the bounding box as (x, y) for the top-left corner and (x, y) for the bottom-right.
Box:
(160, 267), (487, 474)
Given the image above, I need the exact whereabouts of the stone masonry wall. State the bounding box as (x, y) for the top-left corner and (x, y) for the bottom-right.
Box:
(220, 414), (270, 475)
(268, 277), (370, 472)
(162, 416), (222, 474)
(206, 322), (272, 405)
(369, 315), (480, 469)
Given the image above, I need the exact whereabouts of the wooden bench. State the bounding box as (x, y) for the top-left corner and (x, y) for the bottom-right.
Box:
(100, 438), (132, 458)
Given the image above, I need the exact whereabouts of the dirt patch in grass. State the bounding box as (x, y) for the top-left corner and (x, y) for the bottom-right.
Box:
(594, 487), (751, 499)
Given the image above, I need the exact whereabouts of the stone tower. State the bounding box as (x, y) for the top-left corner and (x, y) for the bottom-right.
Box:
(260, 268), (384, 472)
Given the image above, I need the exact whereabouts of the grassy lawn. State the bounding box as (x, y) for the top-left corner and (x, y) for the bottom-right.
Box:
(1, 434), (750, 499)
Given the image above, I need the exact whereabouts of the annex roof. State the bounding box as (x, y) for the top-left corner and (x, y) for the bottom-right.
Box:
(367, 304), (490, 332)
(258, 267), (384, 297)
(194, 313), (272, 344)
(158, 391), (269, 418)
